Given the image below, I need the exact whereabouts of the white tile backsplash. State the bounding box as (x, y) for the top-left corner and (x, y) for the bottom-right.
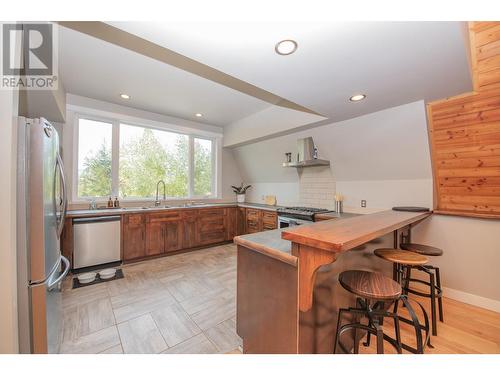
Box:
(298, 166), (336, 209)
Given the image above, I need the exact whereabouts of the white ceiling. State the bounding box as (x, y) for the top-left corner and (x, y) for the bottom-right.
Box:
(59, 22), (472, 139)
(109, 21), (472, 122)
(58, 26), (271, 127)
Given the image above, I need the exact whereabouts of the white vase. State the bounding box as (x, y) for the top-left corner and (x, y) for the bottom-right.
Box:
(236, 194), (245, 203)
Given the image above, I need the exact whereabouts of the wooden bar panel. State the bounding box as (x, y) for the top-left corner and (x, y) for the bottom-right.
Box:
(237, 245), (298, 353)
(471, 22), (500, 92)
(426, 22), (500, 218)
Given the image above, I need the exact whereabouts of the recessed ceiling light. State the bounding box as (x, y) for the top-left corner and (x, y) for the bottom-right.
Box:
(275, 39), (298, 55)
(195, 113), (203, 117)
(120, 93), (130, 100)
(349, 94), (366, 102)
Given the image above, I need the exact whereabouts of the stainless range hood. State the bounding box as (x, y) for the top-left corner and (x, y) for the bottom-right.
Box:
(282, 137), (330, 168)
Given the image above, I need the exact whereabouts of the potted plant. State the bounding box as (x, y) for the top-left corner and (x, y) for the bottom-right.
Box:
(232, 183), (252, 203)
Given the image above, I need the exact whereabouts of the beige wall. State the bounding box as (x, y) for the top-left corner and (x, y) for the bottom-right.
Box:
(0, 87), (19, 353)
(413, 215), (500, 310)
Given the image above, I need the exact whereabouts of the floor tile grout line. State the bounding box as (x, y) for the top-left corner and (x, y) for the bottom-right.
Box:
(149, 310), (170, 351)
(109, 295), (123, 355)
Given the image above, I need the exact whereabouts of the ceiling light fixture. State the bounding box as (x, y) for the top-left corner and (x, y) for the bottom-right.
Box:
(195, 113), (203, 117)
(275, 39), (298, 55)
(349, 94), (366, 102)
(120, 93), (130, 100)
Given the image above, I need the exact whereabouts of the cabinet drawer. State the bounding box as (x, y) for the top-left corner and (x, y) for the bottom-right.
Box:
(198, 208), (226, 217)
(147, 211), (181, 222)
(262, 211), (277, 230)
(181, 210), (198, 220)
(246, 209), (261, 220)
(125, 214), (144, 226)
(246, 221), (260, 233)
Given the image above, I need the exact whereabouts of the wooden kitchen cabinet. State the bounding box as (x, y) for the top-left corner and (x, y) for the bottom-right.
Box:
(262, 211), (278, 231)
(146, 211), (183, 254)
(237, 207), (246, 235)
(226, 207), (238, 240)
(246, 208), (262, 233)
(67, 204), (279, 266)
(145, 222), (164, 256)
(197, 208), (227, 245)
(181, 210), (198, 249)
(123, 214), (146, 261)
(164, 221), (183, 252)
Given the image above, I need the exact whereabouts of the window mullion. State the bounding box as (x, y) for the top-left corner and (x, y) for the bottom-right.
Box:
(188, 136), (194, 198)
(111, 121), (120, 198)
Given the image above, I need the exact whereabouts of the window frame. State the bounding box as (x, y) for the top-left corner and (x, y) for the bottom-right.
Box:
(72, 113), (219, 203)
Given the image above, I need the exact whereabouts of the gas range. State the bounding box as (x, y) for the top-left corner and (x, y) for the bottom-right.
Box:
(277, 206), (333, 226)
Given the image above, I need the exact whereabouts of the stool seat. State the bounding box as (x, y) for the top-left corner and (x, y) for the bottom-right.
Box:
(374, 249), (428, 265)
(400, 243), (443, 256)
(339, 270), (402, 301)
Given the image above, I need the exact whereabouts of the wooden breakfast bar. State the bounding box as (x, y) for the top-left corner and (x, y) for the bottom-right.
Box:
(233, 210), (432, 354)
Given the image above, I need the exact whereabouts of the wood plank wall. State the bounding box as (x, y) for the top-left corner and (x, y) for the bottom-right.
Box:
(427, 22), (500, 219)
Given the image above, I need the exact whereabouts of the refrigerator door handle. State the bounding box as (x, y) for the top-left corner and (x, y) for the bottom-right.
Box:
(55, 152), (67, 239)
(47, 256), (70, 291)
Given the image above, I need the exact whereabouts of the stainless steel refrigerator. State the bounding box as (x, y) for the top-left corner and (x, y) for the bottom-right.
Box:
(17, 117), (70, 354)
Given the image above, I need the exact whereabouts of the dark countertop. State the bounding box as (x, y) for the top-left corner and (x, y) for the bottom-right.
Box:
(233, 212), (360, 266)
(234, 229), (295, 266)
(67, 202), (280, 218)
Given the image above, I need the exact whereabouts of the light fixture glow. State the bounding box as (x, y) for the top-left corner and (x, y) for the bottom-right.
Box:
(275, 39), (298, 55)
(195, 113), (203, 117)
(120, 93), (130, 100)
(349, 94), (366, 102)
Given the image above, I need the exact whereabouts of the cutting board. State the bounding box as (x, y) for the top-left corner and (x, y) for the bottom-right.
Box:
(264, 195), (277, 206)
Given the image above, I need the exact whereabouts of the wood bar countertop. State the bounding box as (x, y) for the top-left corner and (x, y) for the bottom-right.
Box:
(281, 210), (432, 253)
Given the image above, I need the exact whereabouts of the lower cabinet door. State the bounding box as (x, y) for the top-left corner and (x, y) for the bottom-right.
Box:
(182, 219), (197, 249)
(226, 207), (238, 240)
(198, 230), (226, 245)
(237, 208), (246, 235)
(146, 222), (164, 256)
(123, 224), (146, 261)
(165, 221), (183, 252)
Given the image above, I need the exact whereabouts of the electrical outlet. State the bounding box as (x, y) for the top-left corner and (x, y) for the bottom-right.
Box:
(361, 200), (367, 208)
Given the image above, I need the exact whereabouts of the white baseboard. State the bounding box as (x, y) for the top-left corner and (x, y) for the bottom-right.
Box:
(443, 287), (500, 313)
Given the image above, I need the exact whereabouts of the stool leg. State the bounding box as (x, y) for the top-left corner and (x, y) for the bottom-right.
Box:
(404, 267), (412, 293)
(393, 315), (402, 354)
(401, 296), (424, 354)
(334, 308), (347, 354)
(363, 314), (373, 348)
(435, 267), (444, 322)
(430, 272), (437, 336)
(374, 321), (384, 354)
(392, 263), (398, 282)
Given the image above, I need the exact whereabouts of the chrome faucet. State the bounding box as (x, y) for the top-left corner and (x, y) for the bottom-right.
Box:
(155, 180), (166, 206)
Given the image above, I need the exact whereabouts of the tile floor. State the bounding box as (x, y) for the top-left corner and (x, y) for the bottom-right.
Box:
(60, 244), (241, 354)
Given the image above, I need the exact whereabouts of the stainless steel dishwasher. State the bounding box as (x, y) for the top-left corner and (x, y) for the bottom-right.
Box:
(73, 215), (121, 269)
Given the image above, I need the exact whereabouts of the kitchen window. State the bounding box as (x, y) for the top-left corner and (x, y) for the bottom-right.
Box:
(77, 118), (113, 199)
(74, 116), (218, 201)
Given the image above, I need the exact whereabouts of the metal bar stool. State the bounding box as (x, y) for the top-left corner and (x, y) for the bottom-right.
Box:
(400, 243), (444, 336)
(373, 249), (432, 348)
(333, 270), (427, 354)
